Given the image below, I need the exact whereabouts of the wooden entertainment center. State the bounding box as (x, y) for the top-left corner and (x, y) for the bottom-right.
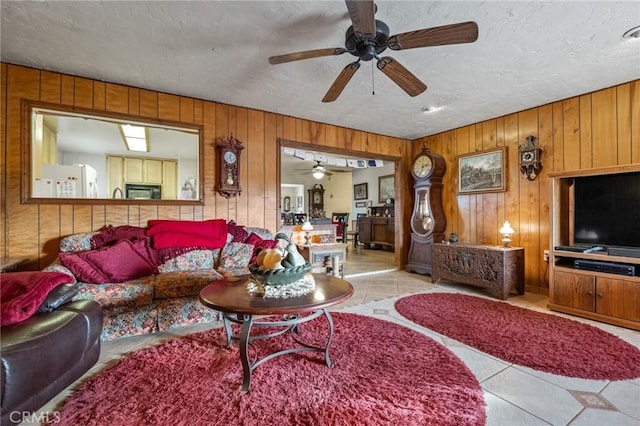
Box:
(548, 165), (640, 331)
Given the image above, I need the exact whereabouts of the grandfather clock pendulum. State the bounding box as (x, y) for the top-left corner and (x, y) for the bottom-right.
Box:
(405, 146), (447, 275)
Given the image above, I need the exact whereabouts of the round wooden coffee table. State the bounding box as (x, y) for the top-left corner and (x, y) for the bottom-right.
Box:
(199, 274), (353, 392)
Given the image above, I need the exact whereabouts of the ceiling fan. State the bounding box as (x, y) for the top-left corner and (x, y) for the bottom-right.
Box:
(296, 160), (348, 179)
(268, 0), (478, 103)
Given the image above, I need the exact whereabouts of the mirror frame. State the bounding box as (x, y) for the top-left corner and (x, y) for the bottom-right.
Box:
(21, 99), (205, 205)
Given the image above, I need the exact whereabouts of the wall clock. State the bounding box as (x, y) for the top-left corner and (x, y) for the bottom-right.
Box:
(216, 135), (244, 198)
(518, 135), (543, 180)
(406, 146), (447, 275)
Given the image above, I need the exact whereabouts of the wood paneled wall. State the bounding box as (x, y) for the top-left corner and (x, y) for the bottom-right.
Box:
(1, 63), (411, 270)
(413, 80), (640, 293)
(2, 62), (637, 294)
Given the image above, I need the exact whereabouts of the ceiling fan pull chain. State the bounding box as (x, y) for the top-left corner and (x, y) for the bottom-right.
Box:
(371, 62), (376, 96)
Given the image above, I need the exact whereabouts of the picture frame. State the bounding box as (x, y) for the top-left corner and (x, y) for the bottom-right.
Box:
(355, 201), (367, 208)
(457, 148), (507, 194)
(353, 182), (368, 200)
(283, 195), (291, 212)
(378, 174), (395, 204)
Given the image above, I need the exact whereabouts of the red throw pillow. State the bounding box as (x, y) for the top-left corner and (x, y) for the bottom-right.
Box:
(60, 252), (108, 284)
(91, 225), (147, 249)
(60, 240), (156, 284)
(245, 232), (263, 247)
(1, 271), (74, 326)
(227, 221), (249, 242)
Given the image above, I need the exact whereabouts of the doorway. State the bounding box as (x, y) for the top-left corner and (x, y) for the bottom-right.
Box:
(278, 140), (400, 274)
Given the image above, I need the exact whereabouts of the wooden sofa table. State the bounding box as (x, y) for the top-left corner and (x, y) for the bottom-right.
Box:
(431, 243), (524, 300)
(199, 274), (353, 392)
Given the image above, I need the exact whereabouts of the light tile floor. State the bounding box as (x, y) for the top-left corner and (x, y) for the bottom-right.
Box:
(31, 248), (640, 426)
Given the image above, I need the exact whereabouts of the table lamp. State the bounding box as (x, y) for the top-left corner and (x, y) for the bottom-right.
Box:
(302, 221), (313, 245)
(500, 221), (515, 247)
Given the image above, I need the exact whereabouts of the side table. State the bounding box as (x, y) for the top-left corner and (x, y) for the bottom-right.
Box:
(297, 243), (346, 275)
(1, 257), (29, 272)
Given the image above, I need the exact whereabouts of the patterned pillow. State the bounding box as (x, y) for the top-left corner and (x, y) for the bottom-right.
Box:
(217, 242), (254, 273)
(60, 232), (98, 253)
(43, 260), (77, 282)
(245, 227), (274, 241)
(157, 249), (219, 273)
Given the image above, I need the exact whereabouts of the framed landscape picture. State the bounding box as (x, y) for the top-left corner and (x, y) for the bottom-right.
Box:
(378, 174), (395, 203)
(354, 183), (368, 200)
(355, 201), (367, 208)
(458, 148), (507, 194)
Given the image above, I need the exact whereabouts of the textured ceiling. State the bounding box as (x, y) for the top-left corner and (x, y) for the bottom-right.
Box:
(2, 1), (639, 140)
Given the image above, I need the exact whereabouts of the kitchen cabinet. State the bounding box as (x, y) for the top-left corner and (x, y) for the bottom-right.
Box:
(124, 157), (144, 182)
(107, 156), (125, 197)
(144, 159), (163, 184)
(162, 161), (178, 199)
(107, 155), (177, 199)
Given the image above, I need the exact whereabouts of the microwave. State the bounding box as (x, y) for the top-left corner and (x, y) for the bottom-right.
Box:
(125, 184), (161, 200)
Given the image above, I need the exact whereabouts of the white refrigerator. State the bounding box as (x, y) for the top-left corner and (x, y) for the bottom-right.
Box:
(39, 164), (99, 198)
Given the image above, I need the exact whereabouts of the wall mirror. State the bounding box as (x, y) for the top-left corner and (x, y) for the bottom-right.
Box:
(23, 101), (203, 204)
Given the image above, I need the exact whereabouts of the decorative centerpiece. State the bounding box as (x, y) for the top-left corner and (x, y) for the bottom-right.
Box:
(248, 233), (311, 287)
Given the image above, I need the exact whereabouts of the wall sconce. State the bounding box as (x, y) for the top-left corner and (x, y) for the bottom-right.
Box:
(302, 221), (314, 245)
(518, 135), (543, 180)
(499, 221), (515, 247)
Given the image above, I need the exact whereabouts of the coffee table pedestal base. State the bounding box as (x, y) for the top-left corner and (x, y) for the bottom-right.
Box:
(221, 308), (335, 392)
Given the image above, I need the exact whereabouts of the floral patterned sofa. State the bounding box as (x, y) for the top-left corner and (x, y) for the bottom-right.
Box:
(44, 220), (275, 341)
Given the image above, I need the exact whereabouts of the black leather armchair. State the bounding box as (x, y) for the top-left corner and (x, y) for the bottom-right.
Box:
(1, 300), (102, 425)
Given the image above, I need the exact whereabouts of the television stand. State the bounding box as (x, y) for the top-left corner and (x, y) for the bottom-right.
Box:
(549, 165), (640, 331)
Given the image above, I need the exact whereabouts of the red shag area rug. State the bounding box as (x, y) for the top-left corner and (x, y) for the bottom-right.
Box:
(395, 293), (640, 380)
(51, 312), (485, 426)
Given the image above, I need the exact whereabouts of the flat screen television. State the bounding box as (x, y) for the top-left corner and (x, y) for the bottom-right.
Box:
(573, 171), (640, 249)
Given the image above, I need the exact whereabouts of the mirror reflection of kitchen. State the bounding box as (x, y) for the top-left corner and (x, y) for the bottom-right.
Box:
(31, 108), (199, 200)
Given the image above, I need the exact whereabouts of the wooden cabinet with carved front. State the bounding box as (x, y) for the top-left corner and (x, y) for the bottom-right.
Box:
(431, 243), (524, 300)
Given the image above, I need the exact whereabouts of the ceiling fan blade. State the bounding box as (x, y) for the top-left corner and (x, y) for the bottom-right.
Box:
(268, 48), (347, 65)
(322, 61), (361, 103)
(388, 21), (479, 50)
(377, 57), (427, 97)
(345, 0), (376, 37)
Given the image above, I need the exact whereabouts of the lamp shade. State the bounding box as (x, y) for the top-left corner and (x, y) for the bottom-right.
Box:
(302, 221), (314, 231)
(499, 221), (514, 235)
(500, 220), (515, 247)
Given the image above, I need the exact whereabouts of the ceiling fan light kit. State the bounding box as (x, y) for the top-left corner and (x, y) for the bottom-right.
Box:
(622, 25), (640, 39)
(268, 0), (479, 102)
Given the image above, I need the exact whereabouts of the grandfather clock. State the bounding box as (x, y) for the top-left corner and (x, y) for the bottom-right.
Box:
(405, 146), (446, 275)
